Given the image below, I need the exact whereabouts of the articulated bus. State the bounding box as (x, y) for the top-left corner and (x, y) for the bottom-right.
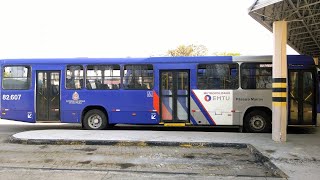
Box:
(0, 55), (317, 132)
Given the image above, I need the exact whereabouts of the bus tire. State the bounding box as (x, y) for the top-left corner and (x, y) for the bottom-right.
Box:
(244, 110), (271, 133)
(83, 109), (107, 130)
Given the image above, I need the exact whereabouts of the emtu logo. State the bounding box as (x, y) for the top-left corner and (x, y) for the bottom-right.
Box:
(204, 95), (211, 102)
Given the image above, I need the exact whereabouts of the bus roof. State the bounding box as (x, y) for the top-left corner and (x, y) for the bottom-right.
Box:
(0, 56), (231, 65)
(233, 55), (315, 65)
(0, 55), (314, 65)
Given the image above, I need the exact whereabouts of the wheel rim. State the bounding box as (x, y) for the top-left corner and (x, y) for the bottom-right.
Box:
(249, 115), (265, 131)
(88, 114), (103, 129)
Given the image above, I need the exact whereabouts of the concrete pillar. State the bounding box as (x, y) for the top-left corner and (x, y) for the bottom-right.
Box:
(272, 21), (287, 142)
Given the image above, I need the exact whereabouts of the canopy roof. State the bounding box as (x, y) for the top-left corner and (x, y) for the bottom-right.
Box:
(249, 0), (320, 57)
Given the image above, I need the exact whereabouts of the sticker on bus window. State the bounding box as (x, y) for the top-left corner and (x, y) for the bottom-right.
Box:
(151, 113), (156, 120)
(259, 64), (272, 68)
(27, 112), (32, 119)
(147, 91), (153, 97)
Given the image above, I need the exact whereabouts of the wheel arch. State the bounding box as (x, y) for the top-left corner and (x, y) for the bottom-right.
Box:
(81, 105), (109, 126)
(242, 106), (272, 125)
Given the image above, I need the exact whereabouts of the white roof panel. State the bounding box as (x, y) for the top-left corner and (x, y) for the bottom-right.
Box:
(249, 0), (284, 12)
(249, 0), (320, 57)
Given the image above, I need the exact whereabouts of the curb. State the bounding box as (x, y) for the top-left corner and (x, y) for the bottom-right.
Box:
(248, 144), (288, 178)
(9, 135), (247, 148)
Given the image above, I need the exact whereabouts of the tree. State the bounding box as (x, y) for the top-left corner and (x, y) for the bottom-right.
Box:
(213, 52), (241, 56)
(167, 44), (208, 56)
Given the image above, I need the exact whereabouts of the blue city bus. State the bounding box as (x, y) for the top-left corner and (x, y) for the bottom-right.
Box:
(0, 55), (318, 132)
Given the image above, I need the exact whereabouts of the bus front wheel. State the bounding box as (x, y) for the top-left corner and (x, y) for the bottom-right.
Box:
(244, 110), (271, 133)
(83, 109), (108, 130)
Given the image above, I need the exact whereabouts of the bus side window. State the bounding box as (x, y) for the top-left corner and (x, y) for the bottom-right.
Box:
(2, 66), (31, 90)
(66, 65), (84, 90)
(197, 63), (238, 90)
(124, 65), (153, 90)
(86, 65), (120, 90)
(79, 79), (84, 89)
(66, 78), (75, 89)
(95, 79), (102, 89)
(241, 63), (272, 89)
(229, 68), (238, 89)
(86, 80), (92, 89)
(230, 68), (237, 77)
(52, 85), (59, 95)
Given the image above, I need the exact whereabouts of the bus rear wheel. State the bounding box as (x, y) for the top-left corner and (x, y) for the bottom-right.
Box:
(244, 110), (271, 133)
(83, 109), (107, 130)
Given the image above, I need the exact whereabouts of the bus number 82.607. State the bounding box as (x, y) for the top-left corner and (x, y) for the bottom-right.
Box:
(2, 94), (22, 101)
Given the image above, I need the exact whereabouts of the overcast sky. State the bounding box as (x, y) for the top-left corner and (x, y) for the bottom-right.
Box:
(0, 0), (298, 58)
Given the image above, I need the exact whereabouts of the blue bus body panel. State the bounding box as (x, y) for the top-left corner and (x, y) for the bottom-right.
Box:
(288, 55), (315, 69)
(0, 60), (35, 122)
(61, 90), (159, 124)
(0, 64), (65, 122)
(1, 90), (34, 122)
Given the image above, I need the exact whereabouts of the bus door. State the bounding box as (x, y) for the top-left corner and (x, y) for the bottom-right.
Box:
(288, 70), (316, 125)
(160, 70), (190, 123)
(36, 71), (60, 122)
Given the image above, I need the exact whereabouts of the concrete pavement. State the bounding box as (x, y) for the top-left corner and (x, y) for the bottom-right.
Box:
(4, 119), (320, 179)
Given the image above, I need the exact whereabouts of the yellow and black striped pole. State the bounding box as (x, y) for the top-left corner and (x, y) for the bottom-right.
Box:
(272, 21), (288, 142)
(272, 79), (287, 107)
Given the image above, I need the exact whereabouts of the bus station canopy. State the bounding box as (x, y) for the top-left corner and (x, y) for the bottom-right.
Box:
(249, 0), (320, 57)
